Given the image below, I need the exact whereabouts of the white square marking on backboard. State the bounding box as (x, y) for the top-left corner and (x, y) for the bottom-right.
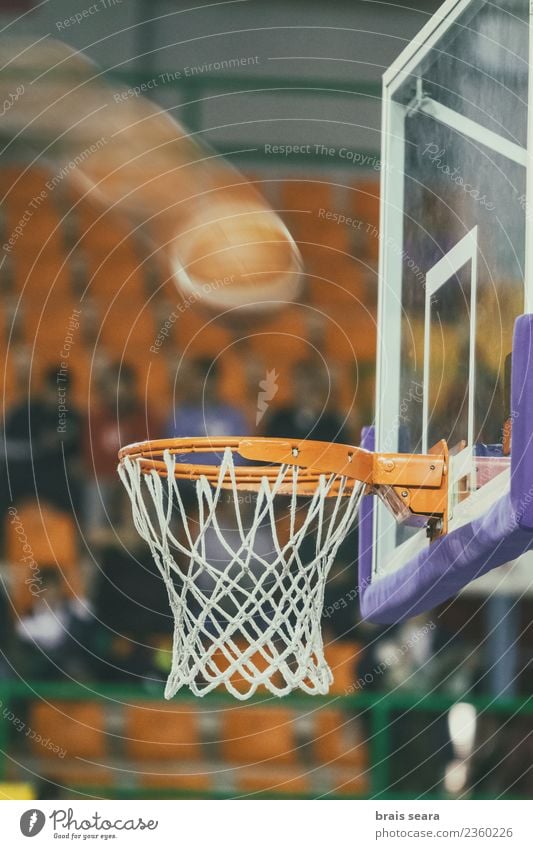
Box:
(423, 227), (478, 506)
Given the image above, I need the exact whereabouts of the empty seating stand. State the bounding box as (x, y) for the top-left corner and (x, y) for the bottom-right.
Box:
(11, 697), (369, 799)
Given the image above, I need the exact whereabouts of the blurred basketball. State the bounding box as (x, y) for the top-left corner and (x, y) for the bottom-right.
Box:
(0, 38), (302, 318)
(170, 196), (303, 313)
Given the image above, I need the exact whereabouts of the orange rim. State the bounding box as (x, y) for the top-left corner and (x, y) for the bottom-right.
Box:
(118, 437), (359, 495)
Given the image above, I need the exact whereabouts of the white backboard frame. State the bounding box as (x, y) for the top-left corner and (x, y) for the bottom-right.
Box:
(374, 0), (532, 585)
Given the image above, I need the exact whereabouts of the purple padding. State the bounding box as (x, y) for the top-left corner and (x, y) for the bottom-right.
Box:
(510, 314), (533, 529)
(358, 313), (533, 625)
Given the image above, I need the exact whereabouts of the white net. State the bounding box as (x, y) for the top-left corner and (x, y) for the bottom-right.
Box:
(118, 448), (364, 700)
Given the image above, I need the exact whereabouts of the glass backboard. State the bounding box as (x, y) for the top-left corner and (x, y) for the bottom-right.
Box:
(374, 0), (530, 580)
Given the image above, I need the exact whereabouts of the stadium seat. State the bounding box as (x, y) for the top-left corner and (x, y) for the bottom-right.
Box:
(205, 639), (282, 697)
(219, 707), (297, 764)
(324, 640), (361, 694)
(85, 258), (145, 307)
(22, 295), (80, 355)
(324, 304), (377, 365)
(350, 179), (380, 227)
(329, 767), (369, 797)
(99, 302), (156, 360)
(75, 201), (133, 255)
(313, 708), (368, 767)
(248, 307), (309, 365)
(174, 309), (232, 357)
(16, 259), (72, 301)
(37, 764), (114, 790)
(307, 259), (370, 306)
(280, 180), (334, 218)
(0, 344), (17, 406)
(5, 502), (78, 567)
(218, 351), (249, 409)
(280, 181), (345, 265)
(1, 166), (52, 199)
(350, 180), (380, 261)
(123, 703), (203, 762)
(6, 503), (82, 614)
(28, 701), (107, 760)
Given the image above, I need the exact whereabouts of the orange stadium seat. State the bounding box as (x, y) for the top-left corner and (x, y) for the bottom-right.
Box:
(36, 764), (114, 791)
(280, 180), (355, 264)
(329, 767), (368, 797)
(22, 294), (80, 348)
(173, 308), (232, 357)
(84, 257), (145, 306)
(350, 179), (380, 226)
(299, 215), (352, 257)
(6, 503), (78, 566)
(307, 259), (370, 307)
(0, 166), (52, 198)
(0, 300), (7, 342)
(324, 640), (361, 694)
(324, 304), (377, 365)
(220, 707), (297, 765)
(6, 502), (82, 614)
(218, 351), (249, 410)
(313, 708), (368, 768)
(248, 307), (308, 362)
(14, 257), (72, 299)
(3, 178), (64, 253)
(99, 302), (156, 361)
(281, 181), (337, 263)
(0, 345), (17, 407)
(123, 703), (203, 762)
(75, 202), (134, 255)
(6, 228), (64, 262)
(350, 180), (380, 261)
(280, 179), (334, 216)
(335, 361), (374, 436)
(205, 639), (282, 697)
(28, 701), (108, 760)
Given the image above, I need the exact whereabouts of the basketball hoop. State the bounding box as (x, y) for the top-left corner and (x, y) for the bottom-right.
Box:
(117, 437), (367, 699)
(118, 436), (448, 699)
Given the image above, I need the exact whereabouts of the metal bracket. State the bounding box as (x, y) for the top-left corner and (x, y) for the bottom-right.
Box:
(405, 76), (427, 118)
(238, 437), (449, 541)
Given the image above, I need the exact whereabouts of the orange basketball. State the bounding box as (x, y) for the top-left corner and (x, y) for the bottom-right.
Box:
(170, 196), (303, 312)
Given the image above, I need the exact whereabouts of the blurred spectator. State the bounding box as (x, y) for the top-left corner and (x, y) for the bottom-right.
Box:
(84, 362), (160, 532)
(470, 717), (533, 798)
(167, 358), (249, 478)
(2, 363), (82, 513)
(91, 490), (173, 640)
(264, 360), (350, 443)
(168, 357), (249, 443)
(15, 568), (92, 680)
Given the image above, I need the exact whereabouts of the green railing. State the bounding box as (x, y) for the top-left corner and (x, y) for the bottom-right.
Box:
(0, 680), (532, 799)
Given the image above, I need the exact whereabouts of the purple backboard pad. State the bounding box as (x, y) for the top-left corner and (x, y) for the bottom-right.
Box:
(358, 313), (533, 624)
